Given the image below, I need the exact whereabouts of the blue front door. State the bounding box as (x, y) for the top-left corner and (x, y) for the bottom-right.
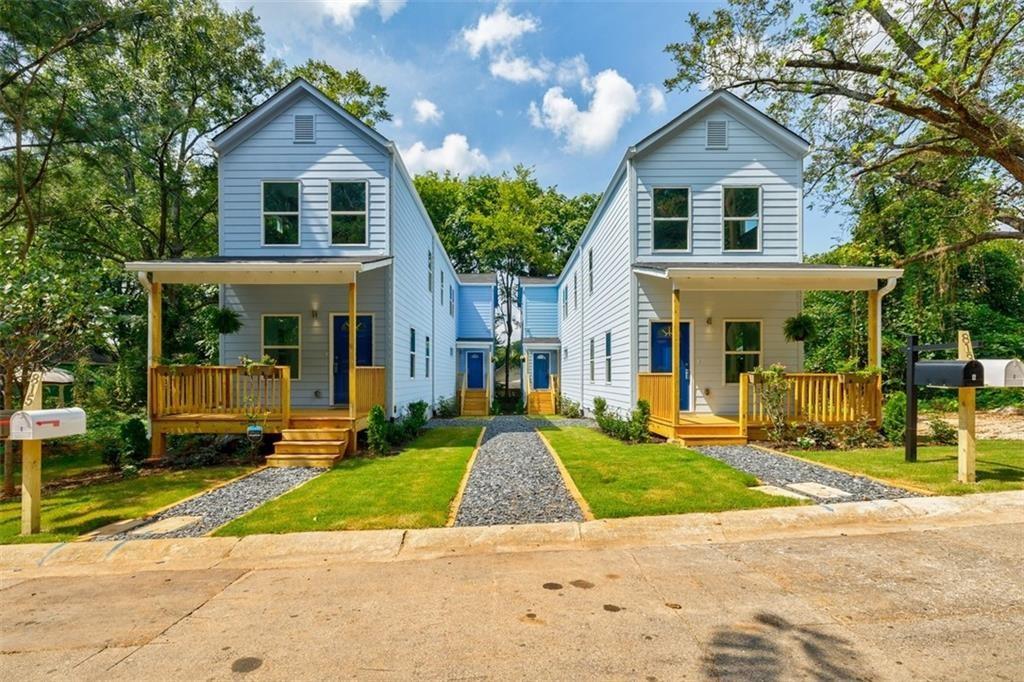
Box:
(532, 353), (550, 390)
(333, 315), (373, 405)
(651, 322), (691, 411)
(466, 352), (484, 389)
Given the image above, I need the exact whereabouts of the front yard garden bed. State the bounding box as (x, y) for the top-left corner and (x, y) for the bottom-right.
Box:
(215, 426), (482, 535)
(790, 440), (1023, 496)
(539, 426), (805, 518)
(0, 465), (252, 544)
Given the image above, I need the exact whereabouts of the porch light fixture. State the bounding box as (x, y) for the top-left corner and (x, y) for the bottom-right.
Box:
(311, 306), (319, 321)
(705, 317), (713, 327)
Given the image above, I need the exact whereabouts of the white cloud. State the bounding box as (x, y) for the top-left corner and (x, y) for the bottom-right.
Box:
(462, 4), (539, 58)
(489, 53), (551, 83)
(411, 98), (443, 124)
(402, 134), (490, 175)
(320, 0), (405, 29)
(391, 116), (404, 128)
(645, 85), (667, 113)
(555, 54), (589, 85)
(529, 69), (639, 153)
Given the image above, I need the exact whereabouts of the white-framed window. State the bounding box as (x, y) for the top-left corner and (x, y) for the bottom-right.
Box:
(449, 285), (455, 316)
(604, 332), (612, 383)
(440, 272), (445, 305)
(427, 251), (434, 292)
(724, 320), (762, 383)
(409, 328), (416, 378)
(261, 314), (301, 380)
(573, 272), (578, 309)
(425, 336), (431, 378)
(706, 119), (727, 149)
(723, 186), (761, 251)
(652, 187), (690, 251)
(329, 181), (367, 245)
(262, 181), (300, 246)
(562, 286), (568, 317)
(587, 249), (594, 294)
(293, 114), (315, 143)
(589, 338), (595, 382)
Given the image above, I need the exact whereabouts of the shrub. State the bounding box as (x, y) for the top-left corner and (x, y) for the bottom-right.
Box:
(882, 392), (907, 445)
(834, 421), (887, 449)
(404, 401), (429, 439)
(752, 363), (790, 442)
(366, 404), (390, 455)
(434, 396), (458, 419)
(592, 398), (650, 443)
(800, 422), (838, 450)
(119, 417), (150, 465)
(928, 417), (957, 445)
(120, 463), (140, 479)
(100, 438), (122, 471)
(164, 434), (247, 469)
(557, 394), (582, 418)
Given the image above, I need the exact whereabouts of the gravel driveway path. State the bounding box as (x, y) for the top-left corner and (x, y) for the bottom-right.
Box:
(694, 445), (917, 503)
(454, 415), (583, 526)
(101, 467), (322, 540)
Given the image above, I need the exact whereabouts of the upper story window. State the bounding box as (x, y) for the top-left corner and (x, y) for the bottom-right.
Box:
(293, 114), (315, 143)
(262, 315), (300, 380)
(588, 249), (594, 294)
(330, 181), (367, 245)
(562, 286), (568, 317)
(262, 181), (300, 246)
(652, 187), (690, 251)
(409, 328), (416, 378)
(440, 272), (445, 305)
(723, 187), (760, 251)
(427, 251), (434, 291)
(449, 285), (455, 316)
(573, 272), (578, 309)
(706, 119), (727, 149)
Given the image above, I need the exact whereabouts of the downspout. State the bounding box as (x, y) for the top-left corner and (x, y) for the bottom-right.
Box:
(874, 277), (898, 366)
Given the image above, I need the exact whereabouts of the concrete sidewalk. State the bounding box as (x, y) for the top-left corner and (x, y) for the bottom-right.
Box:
(1, 492), (1022, 680)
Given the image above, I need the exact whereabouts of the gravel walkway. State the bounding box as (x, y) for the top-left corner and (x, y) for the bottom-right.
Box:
(426, 417), (493, 429)
(694, 445), (918, 503)
(102, 467), (322, 540)
(454, 415), (583, 526)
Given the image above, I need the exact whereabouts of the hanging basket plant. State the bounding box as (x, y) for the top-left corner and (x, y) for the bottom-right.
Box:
(209, 307), (243, 335)
(783, 313), (817, 343)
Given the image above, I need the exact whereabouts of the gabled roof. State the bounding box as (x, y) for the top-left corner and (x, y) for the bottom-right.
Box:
(210, 78), (391, 155)
(630, 89), (810, 159)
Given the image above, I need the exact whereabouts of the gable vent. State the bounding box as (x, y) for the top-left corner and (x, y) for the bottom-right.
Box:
(706, 119), (728, 149)
(293, 114), (315, 143)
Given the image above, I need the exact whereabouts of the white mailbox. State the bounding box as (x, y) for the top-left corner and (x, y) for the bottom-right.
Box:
(978, 359), (1024, 388)
(9, 408), (87, 440)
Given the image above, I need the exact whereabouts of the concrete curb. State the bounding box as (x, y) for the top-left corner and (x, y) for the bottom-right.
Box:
(3, 491), (1020, 577)
(446, 426), (488, 527)
(535, 428), (595, 521)
(748, 443), (938, 497)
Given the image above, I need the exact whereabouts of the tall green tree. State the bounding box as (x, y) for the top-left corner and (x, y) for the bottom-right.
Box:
(664, 0), (1024, 262)
(288, 59), (391, 128)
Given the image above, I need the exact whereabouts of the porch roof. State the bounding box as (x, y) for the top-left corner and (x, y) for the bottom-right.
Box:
(632, 262), (902, 291)
(126, 256), (392, 285)
(523, 337), (561, 346)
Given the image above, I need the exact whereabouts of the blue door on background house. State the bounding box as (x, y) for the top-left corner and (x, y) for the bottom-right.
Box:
(651, 322), (691, 411)
(532, 353), (550, 390)
(466, 352), (484, 389)
(333, 315), (373, 405)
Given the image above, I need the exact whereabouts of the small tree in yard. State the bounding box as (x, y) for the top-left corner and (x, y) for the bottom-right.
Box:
(752, 364), (791, 443)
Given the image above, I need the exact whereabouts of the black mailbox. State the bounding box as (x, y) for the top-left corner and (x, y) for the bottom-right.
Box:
(914, 360), (984, 388)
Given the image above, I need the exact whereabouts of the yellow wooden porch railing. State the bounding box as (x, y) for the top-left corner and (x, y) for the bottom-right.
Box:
(740, 372), (882, 431)
(150, 365), (291, 422)
(353, 366), (386, 417)
(637, 372), (675, 424)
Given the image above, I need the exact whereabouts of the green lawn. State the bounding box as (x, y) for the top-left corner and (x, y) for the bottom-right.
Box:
(0, 465), (251, 544)
(216, 427), (481, 536)
(1, 447), (108, 484)
(540, 426), (805, 518)
(791, 440), (1024, 496)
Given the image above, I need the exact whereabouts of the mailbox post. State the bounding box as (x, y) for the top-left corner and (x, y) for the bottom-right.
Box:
(9, 372), (87, 535)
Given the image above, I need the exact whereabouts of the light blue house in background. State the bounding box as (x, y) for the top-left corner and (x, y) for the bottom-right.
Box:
(127, 79), (496, 463)
(519, 277), (561, 414)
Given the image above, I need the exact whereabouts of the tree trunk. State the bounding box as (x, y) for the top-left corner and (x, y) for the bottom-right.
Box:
(3, 366), (15, 497)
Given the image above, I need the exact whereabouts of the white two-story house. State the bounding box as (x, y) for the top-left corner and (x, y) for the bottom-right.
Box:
(127, 79), (495, 464)
(521, 91), (902, 444)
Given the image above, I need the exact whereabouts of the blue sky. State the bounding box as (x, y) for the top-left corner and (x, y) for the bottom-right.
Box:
(223, 1), (849, 254)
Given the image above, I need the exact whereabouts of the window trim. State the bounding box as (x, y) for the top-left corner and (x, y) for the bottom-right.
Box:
(425, 335), (431, 378)
(705, 119), (728, 149)
(723, 319), (764, 384)
(427, 251), (434, 292)
(409, 328), (416, 379)
(449, 285), (455, 317)
(328, 179), (369, 246)
(573, 272), (578, 309)
(721, 185), (763, 253)
(260, 313), (302, 380)
(651, 185), (692, 254)
(562, 286), (568, 318)
(604, 331), (612, 384)
(588, 249), (594, 294)
(260, 179), (302, 248)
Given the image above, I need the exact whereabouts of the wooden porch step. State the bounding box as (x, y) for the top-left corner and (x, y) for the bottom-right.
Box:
(274, 439), (348, 455)
(266, 453), (344, 468)
(289, 417), (354, 430)
(281, 428), (349, 441)
(678, 436), (748, 447)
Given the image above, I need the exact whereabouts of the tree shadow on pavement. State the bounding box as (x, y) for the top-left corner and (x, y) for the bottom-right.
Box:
(703, 612), (872, 681)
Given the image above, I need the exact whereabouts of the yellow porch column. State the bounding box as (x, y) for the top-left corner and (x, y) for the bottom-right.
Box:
(867, 289), (880, 367)
(348, 280), (357, 419)
(147, 280), (166, 460)
(671, 286), (680, 428)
